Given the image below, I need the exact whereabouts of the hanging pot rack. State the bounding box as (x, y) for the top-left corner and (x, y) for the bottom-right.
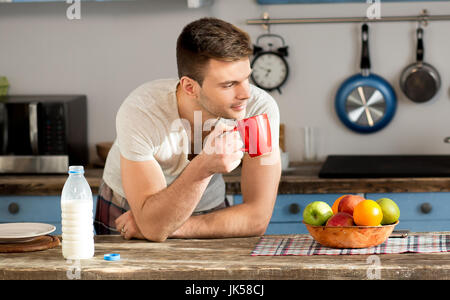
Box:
(247, 10), (450, 27)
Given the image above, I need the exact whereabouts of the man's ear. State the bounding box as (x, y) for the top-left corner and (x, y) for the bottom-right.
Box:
(179, 76), (200, 97)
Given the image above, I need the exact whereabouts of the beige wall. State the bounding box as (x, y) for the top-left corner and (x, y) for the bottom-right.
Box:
(0, 0), (449, 162)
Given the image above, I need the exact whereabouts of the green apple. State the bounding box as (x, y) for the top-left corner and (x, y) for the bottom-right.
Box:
(376, 198), (400, 225)
(303, 201), (333, 226)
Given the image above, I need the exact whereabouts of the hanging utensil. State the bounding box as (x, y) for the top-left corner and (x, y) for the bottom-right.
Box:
(335, 23), (397, 134)
(399, 26), (441, 103)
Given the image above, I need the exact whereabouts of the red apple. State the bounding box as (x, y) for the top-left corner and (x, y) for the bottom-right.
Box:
(338, 195), (365, 216)
(326, 212), (354, 227)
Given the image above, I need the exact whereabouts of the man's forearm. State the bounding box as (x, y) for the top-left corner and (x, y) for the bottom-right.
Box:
(169, 202), (270, 239)
(137, 155), (213, 241)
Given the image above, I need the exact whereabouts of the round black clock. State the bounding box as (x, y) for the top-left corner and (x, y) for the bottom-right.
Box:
(251, 34), (289, 93)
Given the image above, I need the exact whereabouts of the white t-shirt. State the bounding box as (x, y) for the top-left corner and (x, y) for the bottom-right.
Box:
(103, 78), (280, 213)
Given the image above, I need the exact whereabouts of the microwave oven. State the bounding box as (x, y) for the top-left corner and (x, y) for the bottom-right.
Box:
(0, 95), (88, 173)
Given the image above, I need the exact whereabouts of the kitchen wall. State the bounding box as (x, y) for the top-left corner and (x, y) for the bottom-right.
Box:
(0, 0), (449, 163)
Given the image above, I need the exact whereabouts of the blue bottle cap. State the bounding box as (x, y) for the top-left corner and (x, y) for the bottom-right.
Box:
(68, 166), (84, 174)
(104, 253), (120, 261)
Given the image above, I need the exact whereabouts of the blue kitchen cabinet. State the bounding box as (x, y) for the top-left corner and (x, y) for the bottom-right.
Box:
(366, 192), (450, 232)
(234, 194), (345, 234)
(0, 196), (98, 235)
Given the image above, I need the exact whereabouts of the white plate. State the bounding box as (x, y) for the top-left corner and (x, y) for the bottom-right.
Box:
(0, 223), (56, 243)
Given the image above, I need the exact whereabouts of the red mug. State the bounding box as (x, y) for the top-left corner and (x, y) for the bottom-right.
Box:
(233, 113), (272, 157)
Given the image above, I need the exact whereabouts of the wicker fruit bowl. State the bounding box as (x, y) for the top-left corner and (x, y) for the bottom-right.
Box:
(303, 221), (399, 249)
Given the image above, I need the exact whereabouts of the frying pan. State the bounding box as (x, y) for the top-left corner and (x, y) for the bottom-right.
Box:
(335, 24), (397, 134)
(400, 27), (441, 103)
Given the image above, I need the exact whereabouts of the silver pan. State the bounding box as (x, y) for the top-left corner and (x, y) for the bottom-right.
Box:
(400, 27), (441, 103)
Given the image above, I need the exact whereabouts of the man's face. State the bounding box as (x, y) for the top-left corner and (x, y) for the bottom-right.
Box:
(196, 58), (252, 120)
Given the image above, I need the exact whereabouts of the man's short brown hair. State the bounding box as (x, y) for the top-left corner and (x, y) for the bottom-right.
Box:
(176, 17), (253, 86)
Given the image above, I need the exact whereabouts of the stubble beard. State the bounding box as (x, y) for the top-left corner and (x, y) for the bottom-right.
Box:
(197, 92), (246, 121)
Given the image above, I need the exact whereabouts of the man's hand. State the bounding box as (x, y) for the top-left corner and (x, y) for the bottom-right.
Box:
(115, 210), (145, 240)
(197, 120), (244, 176)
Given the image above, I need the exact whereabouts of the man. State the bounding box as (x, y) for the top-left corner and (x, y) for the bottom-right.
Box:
(94, 17), (281, 242)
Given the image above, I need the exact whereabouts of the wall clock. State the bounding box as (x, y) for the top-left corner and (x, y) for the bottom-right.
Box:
(251, 34), (289, 94)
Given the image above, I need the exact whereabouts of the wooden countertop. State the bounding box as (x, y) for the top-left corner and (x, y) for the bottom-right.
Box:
(1, 233), (450, 280)
(1, 162), (450, 196)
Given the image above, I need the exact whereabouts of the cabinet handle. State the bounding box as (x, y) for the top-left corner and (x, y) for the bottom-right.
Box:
(289, 203), (301, 214)
(8, 202), (19, 215)
(420, 202), (432, 214)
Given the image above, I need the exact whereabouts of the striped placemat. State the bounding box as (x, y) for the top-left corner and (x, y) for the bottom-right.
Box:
(251, 234), (450, 256)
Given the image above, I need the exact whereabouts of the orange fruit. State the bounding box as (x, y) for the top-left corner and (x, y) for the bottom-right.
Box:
(353, 200), (383, 226)
(331, 195), (346, 214)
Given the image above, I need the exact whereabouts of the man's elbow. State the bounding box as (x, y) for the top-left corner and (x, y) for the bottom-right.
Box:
(133, 210), (172, 242)
(142, 229), (169, 242)
(256, 222), (269, 236)
(148, 235), (168, 243)
(251, 215), (271, 237)
(136, 217), (170, 242)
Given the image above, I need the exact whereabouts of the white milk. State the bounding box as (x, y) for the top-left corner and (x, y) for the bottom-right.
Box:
(61, 200), (94, 259)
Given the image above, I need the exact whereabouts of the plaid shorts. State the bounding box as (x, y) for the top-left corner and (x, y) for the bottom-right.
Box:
(94, 180), (230, 235)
